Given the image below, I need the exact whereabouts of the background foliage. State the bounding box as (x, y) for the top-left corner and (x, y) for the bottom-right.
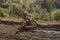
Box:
(0, 0), (60, 21)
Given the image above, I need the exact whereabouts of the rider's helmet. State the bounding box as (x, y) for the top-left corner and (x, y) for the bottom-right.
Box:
(23, 10), (28, 14)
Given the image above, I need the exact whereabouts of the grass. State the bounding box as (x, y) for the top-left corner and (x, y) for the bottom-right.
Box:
(36, 20), (60, 25)
(0, 17), (21, 22)
(0, 17), (60, 25)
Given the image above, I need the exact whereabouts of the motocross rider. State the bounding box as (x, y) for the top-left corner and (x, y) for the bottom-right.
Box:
(21, 10), (31, 24)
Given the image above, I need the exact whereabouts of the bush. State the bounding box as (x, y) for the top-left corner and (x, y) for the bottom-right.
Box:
(52, 10), (60, 21)
(0, 7), (9, 17)
(0, 8), (5, 17)
(0, 13), (5, 17)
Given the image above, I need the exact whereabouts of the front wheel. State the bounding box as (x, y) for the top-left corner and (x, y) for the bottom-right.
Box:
(31, 22), (38, 29)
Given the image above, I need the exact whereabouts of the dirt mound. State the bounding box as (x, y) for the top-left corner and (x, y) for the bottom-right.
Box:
(37, 24), (60, 31)
(0, 20), (21, 25)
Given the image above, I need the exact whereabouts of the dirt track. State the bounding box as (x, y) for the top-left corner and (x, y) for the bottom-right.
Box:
(0, 20), (60, 40)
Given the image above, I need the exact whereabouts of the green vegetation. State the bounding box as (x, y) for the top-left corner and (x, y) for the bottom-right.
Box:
(52, 9), (60, 21)
(0, 0), (60, 21)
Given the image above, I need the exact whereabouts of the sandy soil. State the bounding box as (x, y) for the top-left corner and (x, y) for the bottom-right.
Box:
(0, 24), (60, 40)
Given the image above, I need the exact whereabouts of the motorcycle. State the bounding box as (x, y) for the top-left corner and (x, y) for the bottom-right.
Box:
(18, 18), (38, 31)
(14, 18), (38, 35)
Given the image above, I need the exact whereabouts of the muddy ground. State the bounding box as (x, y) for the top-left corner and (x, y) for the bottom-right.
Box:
(0, 20), (60, 40)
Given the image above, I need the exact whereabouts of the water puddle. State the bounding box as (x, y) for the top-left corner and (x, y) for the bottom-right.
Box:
(33, 29), (60, 34)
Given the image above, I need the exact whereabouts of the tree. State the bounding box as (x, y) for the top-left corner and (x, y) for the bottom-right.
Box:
(41, 0), (54, 20)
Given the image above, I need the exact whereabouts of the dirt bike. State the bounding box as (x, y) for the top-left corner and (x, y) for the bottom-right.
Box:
(21, 19), (38, 29)
(14, 19), (38, 35)
(18, 20), (38, 31)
